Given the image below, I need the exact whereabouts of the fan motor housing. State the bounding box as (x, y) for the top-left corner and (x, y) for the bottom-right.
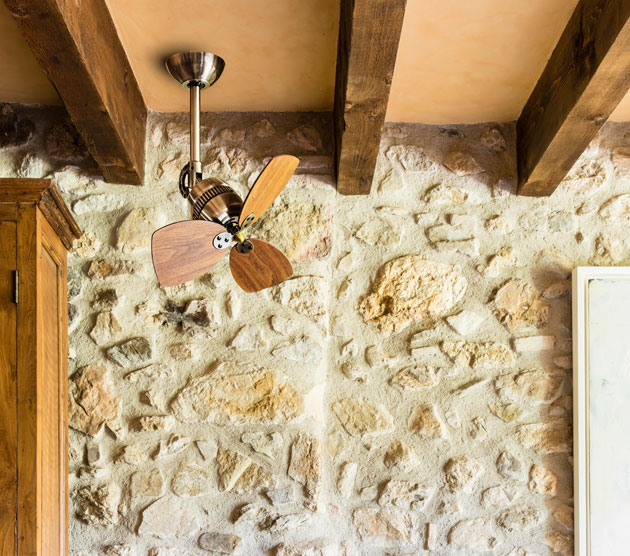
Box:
(188, 178), (243, 226)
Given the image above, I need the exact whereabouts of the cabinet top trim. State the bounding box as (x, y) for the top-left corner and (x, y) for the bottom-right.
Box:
(0, 179), (82, 250)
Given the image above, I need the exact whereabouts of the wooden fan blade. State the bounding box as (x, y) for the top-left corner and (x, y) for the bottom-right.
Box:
(239, 155), (299, 226)
(229, 238), (293, 292)
(151, 220), (229, 287)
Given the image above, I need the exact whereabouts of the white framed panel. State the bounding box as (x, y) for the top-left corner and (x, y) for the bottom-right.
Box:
(573, 267), (630, 556)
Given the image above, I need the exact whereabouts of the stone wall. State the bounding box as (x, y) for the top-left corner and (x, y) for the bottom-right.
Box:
(3, 102), (630, 555)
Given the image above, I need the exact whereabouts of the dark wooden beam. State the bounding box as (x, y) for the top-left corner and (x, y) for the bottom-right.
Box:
(517, 0), (630, 197)
(4, 0), (147, 184)
(333, 0), (407, 195)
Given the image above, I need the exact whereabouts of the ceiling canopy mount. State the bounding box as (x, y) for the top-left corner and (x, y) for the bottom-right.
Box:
(164, 51), (225, 89)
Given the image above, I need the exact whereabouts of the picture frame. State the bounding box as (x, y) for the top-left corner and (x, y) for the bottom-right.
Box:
(572, 266), (630, 556)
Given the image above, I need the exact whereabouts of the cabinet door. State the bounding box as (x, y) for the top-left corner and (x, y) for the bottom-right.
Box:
(0, 220), (17, 553)
(40, 217), (68, 556)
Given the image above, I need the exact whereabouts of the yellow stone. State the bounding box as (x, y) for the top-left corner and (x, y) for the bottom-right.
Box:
(171, 369), (304, 425)
(332, 398), (394, 437)
(357, 256), (467, 335)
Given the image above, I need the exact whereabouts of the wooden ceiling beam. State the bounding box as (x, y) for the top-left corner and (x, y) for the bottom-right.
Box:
(4, 0), (147, 184)
(517, 0), (630, 197)
(333, 0), (407, 195)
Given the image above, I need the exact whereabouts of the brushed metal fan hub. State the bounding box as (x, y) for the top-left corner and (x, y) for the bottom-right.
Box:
(165, 52), (225, 89)
(188, 178), (243, 225)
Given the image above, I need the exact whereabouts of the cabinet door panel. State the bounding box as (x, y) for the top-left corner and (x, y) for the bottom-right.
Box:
(0, 221), (17, 553)
(41, 247), (60, 555)
(40, 217), (67, 556)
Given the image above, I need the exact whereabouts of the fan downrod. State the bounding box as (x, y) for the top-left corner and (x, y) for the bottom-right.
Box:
(165, 51), (225, 198)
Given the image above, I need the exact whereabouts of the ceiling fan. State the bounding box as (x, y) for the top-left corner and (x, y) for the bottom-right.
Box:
(151, 52), (299, 292)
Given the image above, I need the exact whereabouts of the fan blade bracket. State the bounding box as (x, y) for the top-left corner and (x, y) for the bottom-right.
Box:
(235, 239), (254, 253)
(241, 213), (255, 228)
(212, 232), (233, 249)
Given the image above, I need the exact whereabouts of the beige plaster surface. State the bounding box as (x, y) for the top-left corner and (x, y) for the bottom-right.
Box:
(387, 0), (579, 123)
(104, 0), (340, 113)
(0, 2), (60, 105)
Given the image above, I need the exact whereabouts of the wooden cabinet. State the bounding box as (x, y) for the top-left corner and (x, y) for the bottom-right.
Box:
(0, 179), (80, 556)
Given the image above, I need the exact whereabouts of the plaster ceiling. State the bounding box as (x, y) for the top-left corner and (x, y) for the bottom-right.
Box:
(387, 0), (577, 123)
(104, 0), (340, 113)
(0, 2), (60, 106)
(0, 0), (629, 122)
